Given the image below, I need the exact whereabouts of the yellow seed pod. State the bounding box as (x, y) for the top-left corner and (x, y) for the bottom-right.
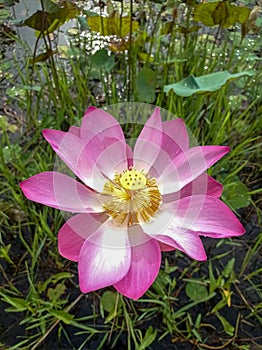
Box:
(120, 170), (147, 190)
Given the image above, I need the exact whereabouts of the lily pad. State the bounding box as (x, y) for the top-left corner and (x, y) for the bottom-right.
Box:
(164, 70), (255, 97)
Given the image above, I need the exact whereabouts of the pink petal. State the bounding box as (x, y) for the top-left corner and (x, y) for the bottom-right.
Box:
(58, 213), (108, 261)
(20, 172), (104, 212)
(173, 195), (245, 238)
(114, 226), (161, 299)
(42, 129), (106, 192)
(163, 173), (223, 203)
(141, 209), (207, 260)
(78, 224), (131, 293)
(162, 118), (189, 150)
(158, 242), (175, 252)
(159, 146), (230, 194)
(80, 107), (125, 143)
(126, 143), (134, 169)
(133, 108), (163, 172)
(155, 231), (207, 260)
(69, 126), (81, 137)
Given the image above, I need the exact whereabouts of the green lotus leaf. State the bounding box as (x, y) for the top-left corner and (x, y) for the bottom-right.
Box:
(164, 70), (255, 97)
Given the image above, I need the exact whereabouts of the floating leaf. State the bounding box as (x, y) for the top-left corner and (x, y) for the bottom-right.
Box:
(185, 281), (209, 302)
(193, 2), (251, 28)
(136, 67), (157, 103)
(88, 16), (139, 37)
(223, 181), (251, 209)
(164, 70), (255, 97)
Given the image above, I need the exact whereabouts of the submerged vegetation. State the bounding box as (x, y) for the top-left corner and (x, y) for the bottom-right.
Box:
(0, 0), (261, 349)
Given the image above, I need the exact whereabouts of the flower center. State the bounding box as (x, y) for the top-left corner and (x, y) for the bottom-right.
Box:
(102, 169), (162, 226)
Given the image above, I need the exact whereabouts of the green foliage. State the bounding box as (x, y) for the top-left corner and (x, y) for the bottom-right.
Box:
(136, 67), (157, 103)
(14, 0), (80, 35)
(88, 16), (139, 37)
(193, 1), (251, 28)
(164, 70), (255, 97)
(185, 281), (209, 301)
(223, 180), (251, 209)
(0, 0), (261, 349)
(89, 49), (115, 78)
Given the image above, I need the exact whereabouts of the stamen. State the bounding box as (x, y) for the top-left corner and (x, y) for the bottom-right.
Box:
(102, 169), (162, 226)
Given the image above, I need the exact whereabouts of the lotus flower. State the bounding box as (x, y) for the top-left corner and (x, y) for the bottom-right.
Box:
(20, 107), (245, 300)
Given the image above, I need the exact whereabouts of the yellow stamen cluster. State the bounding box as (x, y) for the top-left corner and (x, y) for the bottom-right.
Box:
(102, 169), (161, 226)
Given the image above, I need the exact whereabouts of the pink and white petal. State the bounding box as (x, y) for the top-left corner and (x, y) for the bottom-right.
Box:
(20, 172), (104, 212)
(174, 195), (245, 238)
(42, 129), (106, 191)
(85, 137), (129, 178)
(162, 173), (223, 203)
(114, 226), (161, 300)
(78, 225), (131, 293)
(159, 146), (230, 194)
(155, 232), (207, 261)
(162, 118), (189, 150)
(133, 108), (163, 172)
(148, 134), (184, 179)
(180, 173), (223, 198)
(58, 213), (108, 261)
(80, 107), (125, 143)
(141, 204), (207, 260)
